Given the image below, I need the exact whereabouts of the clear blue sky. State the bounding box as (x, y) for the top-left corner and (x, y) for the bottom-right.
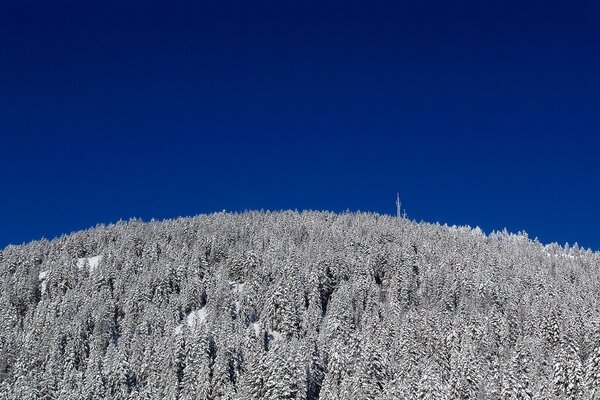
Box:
(1, 0), (599, 250)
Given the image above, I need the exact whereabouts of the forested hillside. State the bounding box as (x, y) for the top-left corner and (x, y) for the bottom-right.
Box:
(1, 211), (599, 399)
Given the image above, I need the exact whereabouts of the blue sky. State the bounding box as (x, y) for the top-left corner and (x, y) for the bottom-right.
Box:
(1, 0), (599, 249)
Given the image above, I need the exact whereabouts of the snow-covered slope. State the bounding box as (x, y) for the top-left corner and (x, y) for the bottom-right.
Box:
(0, 211), (599, 399)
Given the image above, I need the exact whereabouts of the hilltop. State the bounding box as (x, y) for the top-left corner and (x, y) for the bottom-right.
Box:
(1, 211), (599, 399)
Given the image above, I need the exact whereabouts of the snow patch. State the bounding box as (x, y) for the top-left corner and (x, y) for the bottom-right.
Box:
(38, 270), (49, 293)
(197, 307), (207, 323)
(77, 255), (102, 272)
(175, 306), (208, 334)
(252, 322), (261, 336)
(268, 330), (283, 342)
(174, 325), (182, 335)
(187, 306), (208, 326)
(229, 281), (245, 313)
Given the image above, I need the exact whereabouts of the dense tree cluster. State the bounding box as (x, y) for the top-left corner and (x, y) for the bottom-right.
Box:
(0, 211), (599, 399)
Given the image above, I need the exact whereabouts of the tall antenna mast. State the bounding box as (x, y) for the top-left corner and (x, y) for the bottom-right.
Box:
(396, 193), (401, 219)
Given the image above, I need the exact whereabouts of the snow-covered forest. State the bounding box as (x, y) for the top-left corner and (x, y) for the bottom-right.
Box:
(1, 211), (599, 399)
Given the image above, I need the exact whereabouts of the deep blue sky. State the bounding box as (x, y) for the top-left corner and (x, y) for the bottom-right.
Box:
(1, 1), (599, 250)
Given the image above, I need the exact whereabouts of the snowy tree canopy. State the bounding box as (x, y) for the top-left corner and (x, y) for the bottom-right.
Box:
(0, 211), (599, 399)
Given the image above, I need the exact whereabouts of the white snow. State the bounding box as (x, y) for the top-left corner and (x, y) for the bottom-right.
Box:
(269, 330), (283, 342)
(228, 281), (245, 313)
(38, 270), (49, 293)
(77, 255), (102, 272)
(186, 311), (196, 326)
(175, 306), (208, 334)
(197, 307), (207, 323)
(252, 322), (261, 336)
(187, 306), (208, 326)
(249, 323), (282, 342)
(543, 249), (577, 260)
